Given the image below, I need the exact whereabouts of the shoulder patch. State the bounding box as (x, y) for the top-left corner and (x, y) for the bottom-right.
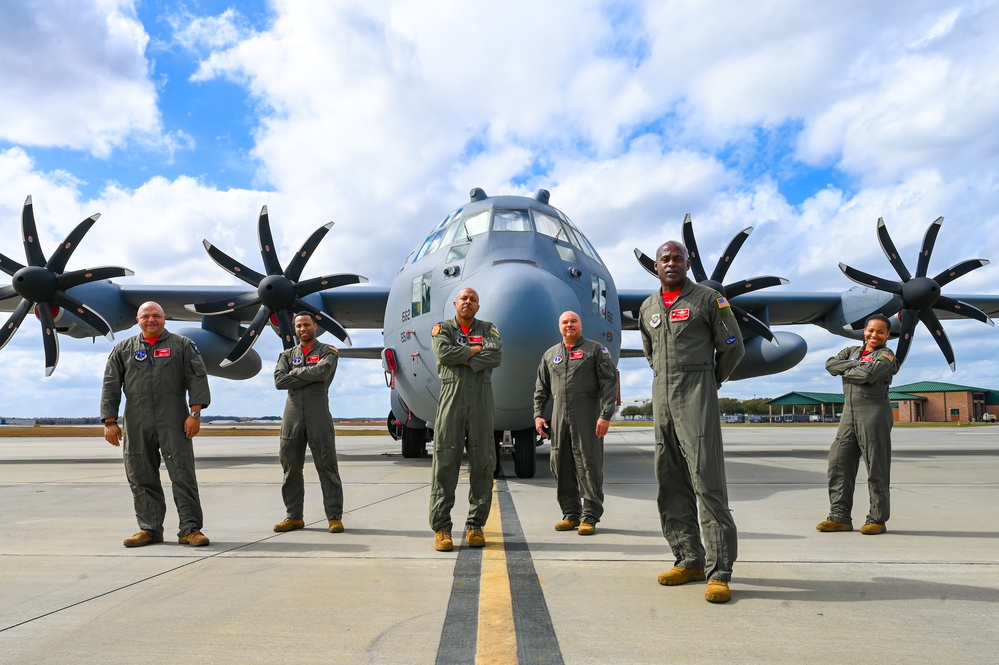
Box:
(431, 323), (441, 337)
(490, 325), (500, 336)
(879, 349), (895, 363)
(717, 297), (730, 309)
(601, 346), (610, 354)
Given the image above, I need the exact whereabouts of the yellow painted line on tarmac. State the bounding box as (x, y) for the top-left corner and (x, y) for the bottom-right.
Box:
(475, 485), (518, 665)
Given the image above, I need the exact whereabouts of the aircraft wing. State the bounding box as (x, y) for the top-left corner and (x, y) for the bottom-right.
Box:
(114, 284), (389, 330)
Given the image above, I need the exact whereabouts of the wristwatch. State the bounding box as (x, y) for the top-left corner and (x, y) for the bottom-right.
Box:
(189, 411), (200, 419)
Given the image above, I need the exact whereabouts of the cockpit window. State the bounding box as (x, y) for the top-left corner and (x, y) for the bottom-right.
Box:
(492, 209), (532, 232)
(532, 211), (561, 238)
(461, 210), (490, 237)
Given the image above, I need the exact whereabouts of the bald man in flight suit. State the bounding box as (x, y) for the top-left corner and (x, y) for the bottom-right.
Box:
(534, 310), (618, 536)
(429, 287), (503, 552)
(101, 301), (212, 548)
(639, 240), (744, 603)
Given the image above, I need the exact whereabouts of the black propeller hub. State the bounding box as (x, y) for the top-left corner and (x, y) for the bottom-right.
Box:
(701, 279), (725, 297)
(257, 274), (297, 311)
(12, 265), (57, 303)
(900, 276), (940, 311)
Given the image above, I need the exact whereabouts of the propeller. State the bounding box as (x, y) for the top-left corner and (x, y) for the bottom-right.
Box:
(188, 205), (367, 367)
(839, 216), (993, 370)
(0, 196), (133, 376)
(635, 214), (789, 342)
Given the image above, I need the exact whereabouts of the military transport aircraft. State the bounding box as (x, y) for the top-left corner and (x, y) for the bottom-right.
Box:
(2, 191), (998, 478)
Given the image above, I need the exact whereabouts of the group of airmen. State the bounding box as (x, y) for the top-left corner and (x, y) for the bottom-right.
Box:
(99, 237), (899, 606)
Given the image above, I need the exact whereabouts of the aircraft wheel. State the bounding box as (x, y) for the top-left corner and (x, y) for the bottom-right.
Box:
(401, 427), (426, 458)
(513, 427), (537, 479)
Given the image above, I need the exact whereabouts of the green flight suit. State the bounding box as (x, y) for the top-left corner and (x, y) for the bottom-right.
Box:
(101, 330), (211, 538)
(533, 336), (618, 524)
(274, 340), (344, 521)
(429, 317), (502, 532)
(639, 279), (744, 582)
(825, 344), (899, 525)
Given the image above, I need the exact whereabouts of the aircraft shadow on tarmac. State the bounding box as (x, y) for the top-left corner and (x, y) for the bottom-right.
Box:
(734, 576), (999, 604)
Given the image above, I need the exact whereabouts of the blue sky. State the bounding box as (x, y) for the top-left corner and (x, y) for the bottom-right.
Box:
(2, 0), (998, 418)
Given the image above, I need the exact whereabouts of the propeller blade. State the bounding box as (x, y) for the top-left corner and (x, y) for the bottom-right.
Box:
(915, 217), (944, 278)
(724, 275), (789, 299)
(220, 307), (270, 367)
(0, 285), (17, 301)
(50, 292), (114, 339)
(257, 206), (284, 276)
(0, 251), (26, 277)
(932, 258), (990, 288)
(36, 303), (60, 377)
(56, 266), (134, 290)
(284, 222), (334, 282)
(273, 309), (296, 349)
(187, 292), (261, 315)
(203, 240), (266, 286)
(918, 308), (955, 371)
(846, 297), (904, 331)
(46, 214), (100, 274)
(876, 218), (912, 282)
(839, 263), (903, 294)
(731, 305), (775, 343)
(681, 214), (708, 282)
(933, 296), (995, 326)
(893, 309), (918, 368)
(296, 273), (367, 297)
(634, 248), (657, 278)
(711, 227), (753, 283)
(21, 196), (47, 267)
(293, 298), (352, 345)
(0, 300), (31, 351)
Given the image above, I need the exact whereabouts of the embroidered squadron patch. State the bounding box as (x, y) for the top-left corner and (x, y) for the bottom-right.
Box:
(553, 354), (563, 364)
(431, 323), (441, 336)
(292, 356), (303, 365)
(650, 313), (662, 328)
(670, 309), (690, 322)
(134, 349), (147, 361)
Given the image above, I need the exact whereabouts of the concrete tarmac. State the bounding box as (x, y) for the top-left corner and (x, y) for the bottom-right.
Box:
(1, 425), (997, 664)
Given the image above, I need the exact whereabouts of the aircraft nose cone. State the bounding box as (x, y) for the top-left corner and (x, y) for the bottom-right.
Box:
(459, 263), (579, 430)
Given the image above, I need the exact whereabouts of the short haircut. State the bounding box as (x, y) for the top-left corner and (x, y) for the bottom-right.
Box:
(294, 311), (317, 324)
(865, 313), (891, 331)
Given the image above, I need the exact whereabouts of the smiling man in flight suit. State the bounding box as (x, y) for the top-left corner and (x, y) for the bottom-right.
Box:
(429, 287), (503, 552)
(534, 310), (618, 536)
(639, 240), (744, 603)
(272, 311), (345, 534)
(101, 301), (212, 548)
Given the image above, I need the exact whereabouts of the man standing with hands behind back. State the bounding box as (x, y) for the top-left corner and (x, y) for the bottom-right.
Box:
(534, 311), (618, 536)
(101, 301), (212, 548)
(429, 287), (502, 552)
(639, 240), (744, 603)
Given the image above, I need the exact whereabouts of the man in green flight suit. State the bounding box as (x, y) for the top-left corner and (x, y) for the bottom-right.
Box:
(816, 313), (899, 535)
(639, 240), (744, 603)
(272, 311), (345, 534)
(429, 287), (502, 552)
(534, 310), (618, 536)
(101, 301), (212, 548)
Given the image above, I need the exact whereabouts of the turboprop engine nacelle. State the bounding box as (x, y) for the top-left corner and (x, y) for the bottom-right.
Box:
(174, 327), (262, 380)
